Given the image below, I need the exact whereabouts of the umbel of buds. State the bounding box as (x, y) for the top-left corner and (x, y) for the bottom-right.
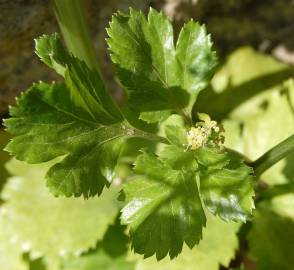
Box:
(187, 113), (225, 150)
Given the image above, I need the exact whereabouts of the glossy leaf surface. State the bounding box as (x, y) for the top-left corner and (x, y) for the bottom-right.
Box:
(120, 151), (206, 260)
(107, 8), (217, 122)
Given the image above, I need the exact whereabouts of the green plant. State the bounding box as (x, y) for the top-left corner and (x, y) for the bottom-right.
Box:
(1, 2), (294, 269)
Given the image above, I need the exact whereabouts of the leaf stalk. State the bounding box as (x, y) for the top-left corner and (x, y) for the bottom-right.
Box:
(251, 134), (294, 177)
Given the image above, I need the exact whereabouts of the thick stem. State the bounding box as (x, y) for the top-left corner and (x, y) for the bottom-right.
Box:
(53, 0), (101, 73)
(251, 134), (294, 177)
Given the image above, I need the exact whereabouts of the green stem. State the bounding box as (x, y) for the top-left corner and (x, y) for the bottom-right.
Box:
(122, 121), (169, 145)
(252, 134), (294, 177)
(132, 129), (169, 145)
(53, 0), (100, 73)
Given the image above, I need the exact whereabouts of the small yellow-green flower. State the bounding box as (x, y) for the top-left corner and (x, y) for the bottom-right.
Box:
(187, 113), (224, 150)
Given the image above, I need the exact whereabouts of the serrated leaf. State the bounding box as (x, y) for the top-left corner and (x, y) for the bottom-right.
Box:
(5, 33), (127, 197)
(198, 149), (254, 222)
(132, 213), (240, 270)
(120, 151), (206, 260)
(4, 82), (128, 197)
(1, 159), (119, 265)
(107, 8), (217, 122)
(121, 130), (254, 259)
(35, 33), (68, 76)
(175, 21), (217, 109)
(35, 33), (122, 124)
(159, 144), (255, 222)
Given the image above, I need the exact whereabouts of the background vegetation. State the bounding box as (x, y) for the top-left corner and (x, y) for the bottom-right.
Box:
(0, 1), (293, 269)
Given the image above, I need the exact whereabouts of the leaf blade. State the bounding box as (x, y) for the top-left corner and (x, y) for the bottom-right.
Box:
(107, 8), (217, 122)
(120, 152), (206, 260)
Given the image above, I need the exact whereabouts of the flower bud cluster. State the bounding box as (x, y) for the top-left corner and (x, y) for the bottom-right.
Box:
(187, 114), (224, 150)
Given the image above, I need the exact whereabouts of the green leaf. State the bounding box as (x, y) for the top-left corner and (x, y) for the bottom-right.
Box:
(120, 120), (254, 259)
(159, 139), (254, 223)
(248, 202), (294, 270)
(120, 151), (206, 260)
(35, 34), (122, 123)
(4, 82), (127, 197)
(195, 146), (230, 169)
(198, 149), (255, 222)
(107, 8), (217, 122)
(164, 125), (188, 147)
(4, 33), (135, 197)
(159, 145), (197, 171)
(139, 110), (172, 124)
(1, 159), (119, 265)
(132, 213), (240, 270)
(175, 21), (217, 109)
(35, 33), (68, 76)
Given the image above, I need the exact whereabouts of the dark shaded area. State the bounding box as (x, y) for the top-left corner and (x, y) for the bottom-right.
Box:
(23, 253), (47, 270)
(0, 0), (147, 115)
(283, 153), (294, 182)
(83, 215), (130, 258)
(0, 0), (59, 114)
(156, 0), (294, 57)
(247, 208), (294, 270)
(100, 216), (130, 257)
(0, 131), (10, 197)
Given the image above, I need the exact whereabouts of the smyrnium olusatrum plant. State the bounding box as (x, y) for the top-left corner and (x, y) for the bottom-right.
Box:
(3, 7), (293, 263)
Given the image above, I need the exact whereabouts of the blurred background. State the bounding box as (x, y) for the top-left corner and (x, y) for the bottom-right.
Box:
(2, 0), (294, 115)
(0, 1), (294, 270)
